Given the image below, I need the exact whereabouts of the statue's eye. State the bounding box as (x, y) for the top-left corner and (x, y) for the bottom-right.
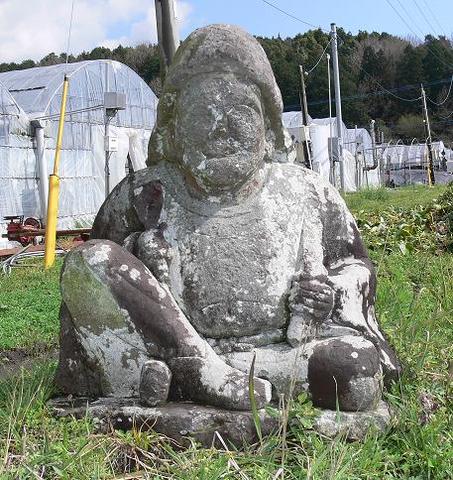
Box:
(227, 105), (261, 132)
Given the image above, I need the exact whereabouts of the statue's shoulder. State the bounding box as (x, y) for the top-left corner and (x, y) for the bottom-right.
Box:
(268, 163), (346, 208)
(91, 167), (164, 244)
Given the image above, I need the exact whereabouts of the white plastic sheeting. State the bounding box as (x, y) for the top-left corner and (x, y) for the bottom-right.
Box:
(345, 127), (381, 189)
(282, 112), (381, 192)
(0, 60), (158, 248)
(378, 141), (445, 168)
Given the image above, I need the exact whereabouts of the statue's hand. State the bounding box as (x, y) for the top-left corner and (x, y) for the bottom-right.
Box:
(136, 226), (172, 283)
(289, 273), (334, 325)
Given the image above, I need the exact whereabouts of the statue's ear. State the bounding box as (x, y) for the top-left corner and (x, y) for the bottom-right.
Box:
(264, 116), (275, 163)
(147, 89), (178, 166)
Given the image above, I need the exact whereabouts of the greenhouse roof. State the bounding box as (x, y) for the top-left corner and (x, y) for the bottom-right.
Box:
(0, 78), (26, 117)
(0, 60), (156, 120)
(0, 62), (94, 116)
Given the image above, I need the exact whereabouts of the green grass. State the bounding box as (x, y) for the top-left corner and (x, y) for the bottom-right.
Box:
(0, 186), (452, 478)
(0, 259), (61, 351)
(344, 184), (449, 214)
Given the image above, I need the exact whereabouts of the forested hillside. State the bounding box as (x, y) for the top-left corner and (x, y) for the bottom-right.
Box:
(2, 28), (453, 142)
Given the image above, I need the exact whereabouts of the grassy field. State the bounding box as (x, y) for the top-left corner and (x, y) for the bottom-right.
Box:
(343, 184), (448, 213)
(0, 185), (452, 479)
(0, 260), (61, 352)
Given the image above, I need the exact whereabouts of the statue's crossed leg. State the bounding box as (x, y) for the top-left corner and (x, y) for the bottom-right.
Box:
(56, 239), (272, 410)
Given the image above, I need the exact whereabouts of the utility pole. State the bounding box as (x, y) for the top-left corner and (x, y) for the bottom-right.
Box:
(298, 64), (312, 168)
(155, 0), (179, 79)
(421, 84), (436, 186)
(330, 23), (345, 190)
(299, 65), (310, 127)
(327, 53), (336, 186)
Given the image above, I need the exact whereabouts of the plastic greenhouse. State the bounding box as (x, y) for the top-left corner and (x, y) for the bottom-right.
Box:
(282, 112), (381, 191)
(0, 60), (158, 248)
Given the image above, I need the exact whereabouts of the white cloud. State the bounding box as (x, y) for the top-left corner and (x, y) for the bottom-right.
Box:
(0, 0), (192, 63)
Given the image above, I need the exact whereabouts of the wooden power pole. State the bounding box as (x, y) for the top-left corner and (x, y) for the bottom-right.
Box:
(299, 65), (312, 168)
(421, 84), (436, 186)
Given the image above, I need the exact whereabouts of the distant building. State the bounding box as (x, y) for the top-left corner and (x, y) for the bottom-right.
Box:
(282, 112), (381, 191)
(282, 111), (452, 190)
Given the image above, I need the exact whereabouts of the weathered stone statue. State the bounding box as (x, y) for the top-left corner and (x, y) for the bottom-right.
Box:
(54, 24), (400, 439)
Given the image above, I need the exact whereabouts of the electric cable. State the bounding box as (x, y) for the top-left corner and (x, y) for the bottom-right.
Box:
(305, 39), (332, 75)
(420, 0), (447, 38)
(426, 74), (453, 106)
(384, 0), (453, 70)
(329, 28), (423, 103)
(412, 0), (440, 37)
(359, 66), (422, 102)
(394, 0), (427, 37)
(282, 74), (451, 109)
(258, 0), (329, 32)
(437, 110), (453, 120)
(257, 0), (447, 113)
(385, 0), (426, 40)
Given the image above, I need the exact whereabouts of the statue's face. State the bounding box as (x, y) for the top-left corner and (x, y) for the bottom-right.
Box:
(175, 75), (266, 194)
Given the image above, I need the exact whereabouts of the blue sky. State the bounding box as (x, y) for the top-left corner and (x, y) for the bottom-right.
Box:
(179, 0), (453, 40)
(1, 0), (452, 63)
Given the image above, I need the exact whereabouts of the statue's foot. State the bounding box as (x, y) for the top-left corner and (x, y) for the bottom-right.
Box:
(169, 354), (272, 411)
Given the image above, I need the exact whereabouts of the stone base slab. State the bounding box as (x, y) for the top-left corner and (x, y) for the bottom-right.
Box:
(48, 397), (392, 447)
(314, 401), (392, 441)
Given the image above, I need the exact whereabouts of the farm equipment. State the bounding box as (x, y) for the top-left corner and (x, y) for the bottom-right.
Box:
(3, 215), (42, 246)
(2, 215), (91, 246)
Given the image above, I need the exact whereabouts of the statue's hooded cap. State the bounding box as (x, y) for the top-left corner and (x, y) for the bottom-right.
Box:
(148, 24), (287, 166)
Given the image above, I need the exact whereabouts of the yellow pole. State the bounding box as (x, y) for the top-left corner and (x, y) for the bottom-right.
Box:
(44, 75), (69, 269)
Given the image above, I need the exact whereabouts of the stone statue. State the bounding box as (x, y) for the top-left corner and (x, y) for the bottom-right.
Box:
(55, 25), (400, 424)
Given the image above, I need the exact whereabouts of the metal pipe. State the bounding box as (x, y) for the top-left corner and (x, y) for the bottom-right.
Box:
(364, 119), (379, 171)
(44, 75), (69, 269)
(32, 122), (48, 223)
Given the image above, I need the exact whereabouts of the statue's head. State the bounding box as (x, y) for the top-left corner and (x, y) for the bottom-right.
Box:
(148, 24), (289, 195)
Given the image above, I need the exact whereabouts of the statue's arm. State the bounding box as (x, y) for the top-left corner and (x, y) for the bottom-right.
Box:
(323, 196), (400, 376)
(91, 169), (163, 246)
(320, 189), (378, 331)
(286, 178), (374, 346)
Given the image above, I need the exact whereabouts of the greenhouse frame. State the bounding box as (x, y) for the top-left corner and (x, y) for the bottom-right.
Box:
(0, 60), (158, 248)
(282, 111), (451, 191)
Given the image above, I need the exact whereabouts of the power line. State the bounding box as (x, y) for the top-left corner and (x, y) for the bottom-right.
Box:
(258, 0), (328, 32)
(426, 74), (453, 105)
(384, 0), (453, 71)
(394, 0), (427, 37)
(359, 67), (422, 102)
(330, 26), (424, 103)
(284, 75), (453, 110)
(412, 0), (438, 36)
(437, 110), (453, 120)
(420, 0), (447, 38)
(384, 0), (425, 40)
(258, 0), (447, 110)
(334, 30), (422, 103)
(305, 39), (332, 75)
